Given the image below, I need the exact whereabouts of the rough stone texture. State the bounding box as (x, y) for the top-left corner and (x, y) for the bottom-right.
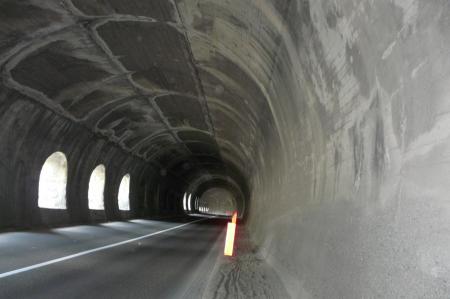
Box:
(193, 0), (450, 297)
(177, 0), (450, 297)
(201, 227), (290, 298)
(2, 0), (450, 297)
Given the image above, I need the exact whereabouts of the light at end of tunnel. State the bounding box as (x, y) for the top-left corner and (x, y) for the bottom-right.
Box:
(224, 222), (236, 256)
(232, 211), (237, 224)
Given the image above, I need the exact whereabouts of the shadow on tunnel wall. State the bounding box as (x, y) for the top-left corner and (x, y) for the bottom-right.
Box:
(0, 0), (284, 231)
(0, 89), (147, 229)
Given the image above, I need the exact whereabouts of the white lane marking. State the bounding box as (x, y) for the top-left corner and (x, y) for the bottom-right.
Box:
(0, 218), (207, 279)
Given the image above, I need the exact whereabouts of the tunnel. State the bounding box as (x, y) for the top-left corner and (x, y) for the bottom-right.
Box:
(0, 0), (450, 298)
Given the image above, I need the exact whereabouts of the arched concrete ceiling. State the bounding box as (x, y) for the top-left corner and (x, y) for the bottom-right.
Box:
(0, 0), (281, 189)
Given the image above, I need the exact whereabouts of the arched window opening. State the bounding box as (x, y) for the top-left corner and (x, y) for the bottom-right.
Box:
(38, 152), (68, 209)
(88, 165), (105, 210)
(182, 193), (187, 211)
(187, 194), (192, 211)
(118, 174), (130, 211)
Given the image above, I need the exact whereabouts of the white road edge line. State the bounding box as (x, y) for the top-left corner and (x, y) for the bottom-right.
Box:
(0, 218), (208, 279)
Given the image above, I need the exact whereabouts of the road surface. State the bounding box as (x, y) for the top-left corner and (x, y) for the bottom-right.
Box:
(0, 218), (227, 299)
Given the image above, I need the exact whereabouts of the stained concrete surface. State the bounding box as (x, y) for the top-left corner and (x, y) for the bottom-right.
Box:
(1, 0), (450, 298)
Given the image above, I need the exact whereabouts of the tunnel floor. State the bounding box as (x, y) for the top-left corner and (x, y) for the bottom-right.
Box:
(0, 218), (287, 299)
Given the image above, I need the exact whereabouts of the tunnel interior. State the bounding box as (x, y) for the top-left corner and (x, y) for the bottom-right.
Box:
(1, 0), (450, 297)
(0, 0), (260, 226)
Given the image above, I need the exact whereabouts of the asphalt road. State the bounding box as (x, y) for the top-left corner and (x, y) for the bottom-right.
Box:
(0, 218), (227, 299)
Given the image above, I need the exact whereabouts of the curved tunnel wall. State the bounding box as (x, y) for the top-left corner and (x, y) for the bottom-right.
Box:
(176, 0), (450, 297)
(0, 92), (148, 228)
(1, 0), (450, 297)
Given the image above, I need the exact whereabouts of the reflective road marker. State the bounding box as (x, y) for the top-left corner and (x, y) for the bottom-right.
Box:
(224, 222), (236, 256)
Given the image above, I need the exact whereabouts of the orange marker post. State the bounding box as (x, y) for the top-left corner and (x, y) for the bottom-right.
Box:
(231, 211), (237, 224)
(224, 222), (236, 256)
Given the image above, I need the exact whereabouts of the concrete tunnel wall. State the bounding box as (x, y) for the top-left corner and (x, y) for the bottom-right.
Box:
(1, 0), (450, 297)
(0, 91), (148, 227)
(216, 0), (450, 297)
(180, 0), (450, 296)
